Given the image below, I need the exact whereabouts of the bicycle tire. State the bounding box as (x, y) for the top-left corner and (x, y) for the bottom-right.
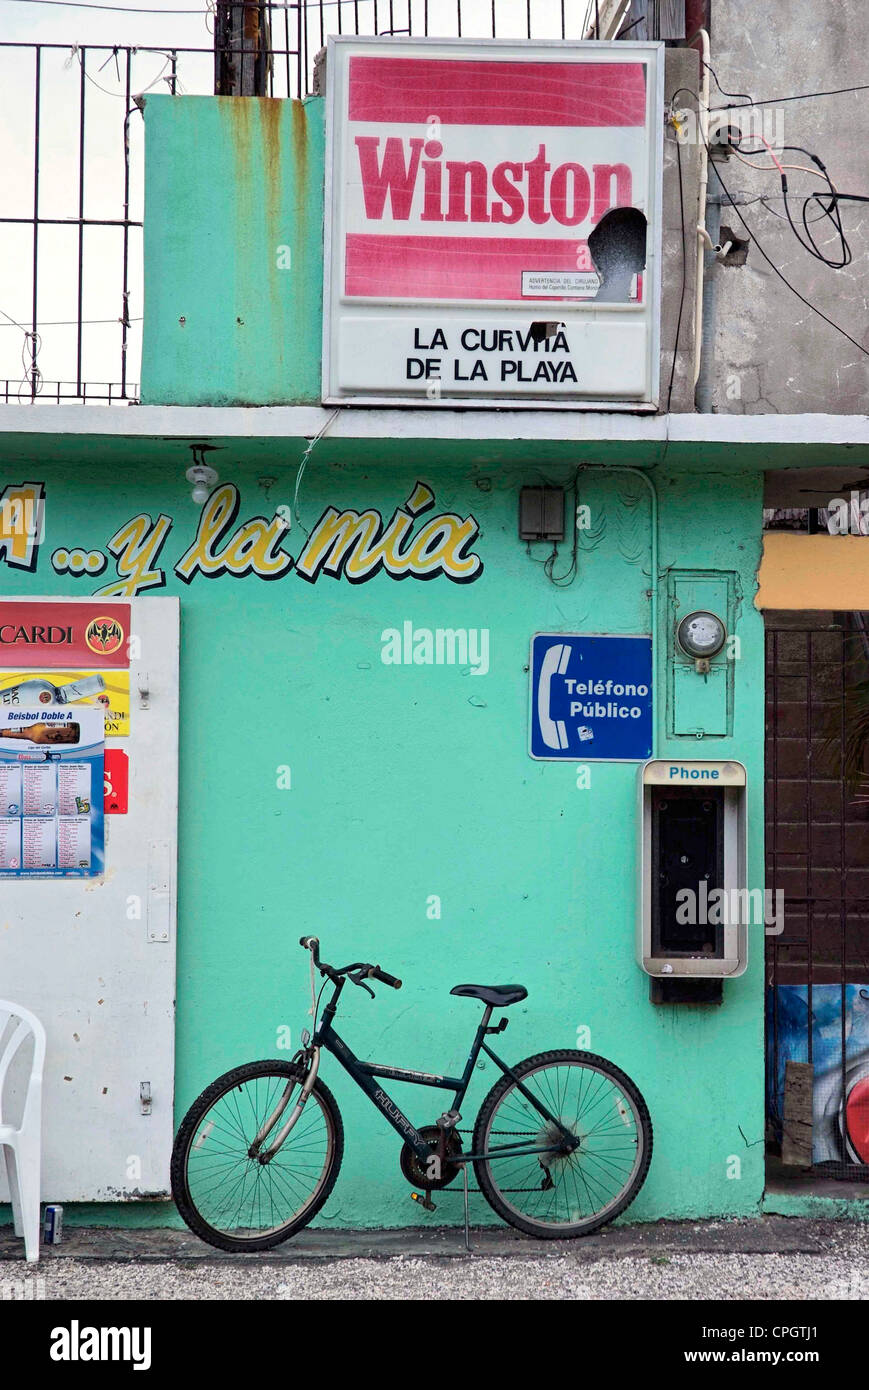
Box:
(472, 1048), (652, 1239)
(171, 1059), (344, 1252)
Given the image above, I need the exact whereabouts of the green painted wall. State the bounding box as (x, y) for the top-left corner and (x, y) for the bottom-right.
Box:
(0, 449), (768, 1227)
(140, 95), (325, 405)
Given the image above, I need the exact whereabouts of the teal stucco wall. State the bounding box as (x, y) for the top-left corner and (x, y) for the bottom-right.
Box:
(140, 95), (325, 405)
(0, 449), (767, 1227)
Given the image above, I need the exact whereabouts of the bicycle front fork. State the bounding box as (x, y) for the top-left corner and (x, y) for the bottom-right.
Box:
(248, 1047), (320, 1163)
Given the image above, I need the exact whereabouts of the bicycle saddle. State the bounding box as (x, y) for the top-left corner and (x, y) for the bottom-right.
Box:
(450, 984), (528, 1006)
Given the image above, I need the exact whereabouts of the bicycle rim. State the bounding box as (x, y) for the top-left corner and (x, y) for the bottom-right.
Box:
(182, 1069), (336, 1243)
(479, 1059), (647, 1233)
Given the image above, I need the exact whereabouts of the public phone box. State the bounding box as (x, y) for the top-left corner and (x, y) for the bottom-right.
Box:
(638, 760), (748, 988)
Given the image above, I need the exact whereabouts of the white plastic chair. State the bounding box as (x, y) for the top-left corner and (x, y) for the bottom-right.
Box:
(0, 1001), (46, 1262)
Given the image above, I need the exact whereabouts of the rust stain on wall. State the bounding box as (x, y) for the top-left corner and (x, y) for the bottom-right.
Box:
(290, 98), (308, 199)
(212, 95), (317, 401)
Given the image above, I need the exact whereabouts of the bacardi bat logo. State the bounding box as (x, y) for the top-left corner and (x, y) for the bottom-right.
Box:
(85, 615), (124, 656)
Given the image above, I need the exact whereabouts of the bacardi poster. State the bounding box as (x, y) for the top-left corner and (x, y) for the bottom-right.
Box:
(0, 600), (130, 666)
(323, 38), (663, 407)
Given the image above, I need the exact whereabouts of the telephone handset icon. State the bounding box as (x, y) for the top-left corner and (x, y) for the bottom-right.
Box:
(537, 643), (571, 750)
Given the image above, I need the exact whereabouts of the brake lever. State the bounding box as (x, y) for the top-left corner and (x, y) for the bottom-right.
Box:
(348, 969), (375, 999)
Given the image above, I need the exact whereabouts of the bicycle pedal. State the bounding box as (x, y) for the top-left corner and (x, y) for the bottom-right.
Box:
(411, 1191), (437, 1212)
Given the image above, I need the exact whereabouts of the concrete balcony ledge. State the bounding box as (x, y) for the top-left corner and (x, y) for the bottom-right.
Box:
(1, 404), (868, 470)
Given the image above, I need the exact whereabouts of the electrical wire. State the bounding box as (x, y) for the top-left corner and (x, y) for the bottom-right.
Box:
(677, 80), (865, 273)
(293, 408), (340, 536)
(545, 469), (580, 586)
(729, 137), (853, 268)
(717, 82), (869, 111)
(76, 51), (172, 98)
(2, 0), (207, 9)
(666, 121), (688, 413)
(704, 60), (869, 113)
(0, 317), (143, 328)
(732, 134), (855, 269)
(702, 61), (753, 108)
(617, 13), (645, 37)
(0, 307), (30, 333)
(707, 150), (869, 359)
(758, 195), (835, 226)
(1, 0), (294, 10)
(728, 144), (825, 182)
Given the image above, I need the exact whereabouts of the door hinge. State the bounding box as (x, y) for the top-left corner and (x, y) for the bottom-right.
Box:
(140, 1081), (152, 1115)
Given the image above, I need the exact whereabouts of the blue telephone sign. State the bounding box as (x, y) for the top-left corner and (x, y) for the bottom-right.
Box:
(529, 633), (653, 762)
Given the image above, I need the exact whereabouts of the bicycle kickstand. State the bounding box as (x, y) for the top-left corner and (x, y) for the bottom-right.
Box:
(461, 1162), (471, 1254)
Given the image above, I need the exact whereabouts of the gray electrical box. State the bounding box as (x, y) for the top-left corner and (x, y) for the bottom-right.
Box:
(519, 487), (565, 542)
(638, 759), (748, 980)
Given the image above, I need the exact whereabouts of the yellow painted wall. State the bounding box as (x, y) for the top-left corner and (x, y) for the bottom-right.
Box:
(756, 533), (869, 609)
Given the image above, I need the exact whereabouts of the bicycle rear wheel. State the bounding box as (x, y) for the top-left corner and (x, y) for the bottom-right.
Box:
(473, 1049), (652, 1238)
(171, 1059), (343, 1252)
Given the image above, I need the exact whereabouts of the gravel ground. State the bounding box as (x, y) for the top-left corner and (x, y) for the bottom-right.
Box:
(19, 1243), (869, 1301)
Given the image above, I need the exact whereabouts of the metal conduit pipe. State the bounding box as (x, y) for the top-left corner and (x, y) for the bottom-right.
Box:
(577, 464), (660, 757)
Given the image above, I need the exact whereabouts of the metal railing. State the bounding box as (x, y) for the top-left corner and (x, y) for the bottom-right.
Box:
(0, 1), (666, 404)
(0, 34), (301, 406)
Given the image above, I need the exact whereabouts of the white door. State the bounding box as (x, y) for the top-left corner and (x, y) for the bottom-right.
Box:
(0, 596), (179, 1200)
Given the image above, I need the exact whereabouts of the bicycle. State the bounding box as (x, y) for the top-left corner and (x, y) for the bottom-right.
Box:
(170, 936), (653, 1250)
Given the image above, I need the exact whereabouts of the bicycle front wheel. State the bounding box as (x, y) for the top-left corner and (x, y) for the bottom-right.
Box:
(171, 1059), (343, 1252)
(473, 1049), (652, 1239)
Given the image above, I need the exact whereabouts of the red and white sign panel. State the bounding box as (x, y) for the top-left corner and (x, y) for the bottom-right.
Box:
(323, 38), (664, 408)
(0, 601), (130, 668)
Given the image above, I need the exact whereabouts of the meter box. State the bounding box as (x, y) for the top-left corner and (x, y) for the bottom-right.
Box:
(638, 759), (748, 985)
(667, 570), (737, 739)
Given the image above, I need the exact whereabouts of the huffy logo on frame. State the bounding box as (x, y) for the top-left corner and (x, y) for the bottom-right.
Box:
(0, 480), (483, 597)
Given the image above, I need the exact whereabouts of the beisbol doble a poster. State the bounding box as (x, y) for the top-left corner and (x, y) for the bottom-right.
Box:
(0, 704), (104, 877)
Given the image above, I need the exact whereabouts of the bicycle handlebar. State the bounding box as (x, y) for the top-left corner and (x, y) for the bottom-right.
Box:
(367, 965), (402, 990)
(299, 937), (401, 990)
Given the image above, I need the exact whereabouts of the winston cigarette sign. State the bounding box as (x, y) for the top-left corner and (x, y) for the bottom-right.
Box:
(323, 37), (663, 407)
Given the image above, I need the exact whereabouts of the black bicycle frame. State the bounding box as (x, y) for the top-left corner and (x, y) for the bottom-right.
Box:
(312, 979), (575, 1165)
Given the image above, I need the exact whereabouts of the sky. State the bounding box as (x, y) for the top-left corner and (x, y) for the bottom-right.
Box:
(0, 0), (596, 400)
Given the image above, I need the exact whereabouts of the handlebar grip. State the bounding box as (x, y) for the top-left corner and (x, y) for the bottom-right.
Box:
(369, 965), (402, 990)
(300, 936), (319, 951)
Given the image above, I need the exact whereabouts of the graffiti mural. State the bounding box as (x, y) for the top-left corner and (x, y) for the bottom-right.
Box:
(767, 984), (869, 1166)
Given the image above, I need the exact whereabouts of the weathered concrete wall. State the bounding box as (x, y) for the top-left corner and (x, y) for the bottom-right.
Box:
(141, 95), (325, 406)
(703, 1), (869, 413)
(0, 444), (767, 1226)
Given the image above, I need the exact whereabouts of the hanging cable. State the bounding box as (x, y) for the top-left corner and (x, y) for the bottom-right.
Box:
(707, 150), (869, 359)
(729, 134), (854, 270)
(677, 80), (867, 274)
(665, 112), (689, 412)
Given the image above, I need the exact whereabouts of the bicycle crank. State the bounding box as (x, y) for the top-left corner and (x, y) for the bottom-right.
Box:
(400, 1123), (464, 1210)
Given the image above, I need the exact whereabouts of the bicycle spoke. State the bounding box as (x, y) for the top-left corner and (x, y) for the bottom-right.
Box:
(480, 1060), (646, 1231)
(183, 1069), (334, 1240)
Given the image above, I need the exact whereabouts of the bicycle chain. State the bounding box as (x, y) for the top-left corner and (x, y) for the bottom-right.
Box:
(456, 1129), (538, 1136)
(456, 1129), (559, 1193)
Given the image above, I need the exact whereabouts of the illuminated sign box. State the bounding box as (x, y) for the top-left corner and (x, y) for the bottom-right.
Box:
(323, 37), (664, 408)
